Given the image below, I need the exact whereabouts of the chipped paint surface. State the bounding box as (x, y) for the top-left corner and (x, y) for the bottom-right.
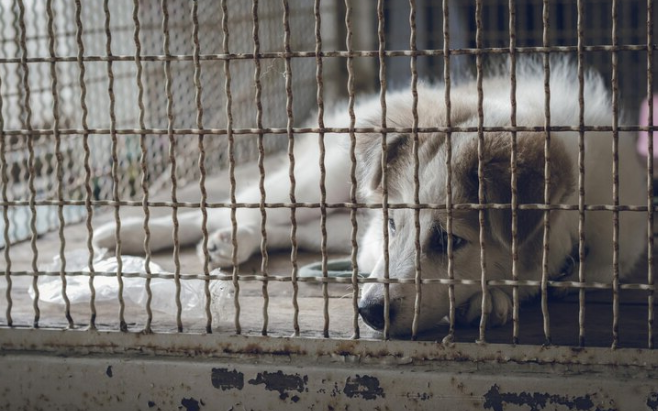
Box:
(344, 375), (385, 400)
(211, 368), (244, 391)
(2, 351), (658, 410)
(483, 384), (611, 411)
(248, 370), (308, 400)
(648, 393), (658, 411)
(1, 329), (658, 410)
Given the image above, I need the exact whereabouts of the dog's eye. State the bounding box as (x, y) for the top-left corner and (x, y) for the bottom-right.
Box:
(429, 228), (466, 254)
(388, 218), (396, 235)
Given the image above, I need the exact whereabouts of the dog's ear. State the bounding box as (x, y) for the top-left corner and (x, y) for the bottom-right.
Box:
(355, 130), (411, 200)
(462, 133), (574, 247)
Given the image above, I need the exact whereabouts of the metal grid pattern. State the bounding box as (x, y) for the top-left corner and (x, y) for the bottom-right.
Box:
(0, 0), (655, 371)
(0, 0), (338, 247)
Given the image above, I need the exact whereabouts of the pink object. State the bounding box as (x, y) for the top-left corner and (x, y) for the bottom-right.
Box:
(637, 95), (658, 158)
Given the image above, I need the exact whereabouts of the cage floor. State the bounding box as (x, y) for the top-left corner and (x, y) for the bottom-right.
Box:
(1, 157), (656, 349)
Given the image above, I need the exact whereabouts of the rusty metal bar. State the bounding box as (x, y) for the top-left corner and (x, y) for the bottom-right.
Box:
(252, 0), (270, 337)
(0, 199), (652, 213)
(0, 44), (655, 65)
(281, 0), (299, 337)
(2, 328), (658, 368)
(577, 0), (587, 348)
(377, 0), (391, 340)
(509, 0), (520, 345)
(47, 0), (74, 329)
(344, 0), (360, 340)
(540, 0), (552, 345)
(409, 0), (422, 340)
(0, 36), (9, 327)
(475, 0), (489, 343)
(131, 0), (154, 334)
(314, 0), (330, 339)
(647, 0), (655, 350)
(103, 0), (127, 333)
(16, 0), (40, 329)
(190, 0), (212, 334)
(220, 0), (241, 336)
(443, 0), (456, 344)
(75, 0), (98, 331)
(160, 0), (183, 333)
(0, 124), (654, 136)
(610, 0), (620, 350)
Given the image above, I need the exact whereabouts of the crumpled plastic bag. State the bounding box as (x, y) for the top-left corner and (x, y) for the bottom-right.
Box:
(29, 249), (226, 318)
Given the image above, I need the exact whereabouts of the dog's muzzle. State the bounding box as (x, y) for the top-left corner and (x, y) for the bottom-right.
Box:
(358, 298), (396, 331)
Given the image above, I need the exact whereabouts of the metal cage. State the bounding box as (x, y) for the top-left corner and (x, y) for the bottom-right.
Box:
(1, 0), (658, 409)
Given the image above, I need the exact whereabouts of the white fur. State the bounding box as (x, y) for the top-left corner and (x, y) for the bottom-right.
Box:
(94, 59), (647, 336)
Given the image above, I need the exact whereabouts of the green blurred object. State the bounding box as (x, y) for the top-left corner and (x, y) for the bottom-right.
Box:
(298, 259), (368, 278)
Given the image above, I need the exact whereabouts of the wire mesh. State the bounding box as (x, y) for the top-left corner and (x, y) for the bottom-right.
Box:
(0, 0), (655, 355)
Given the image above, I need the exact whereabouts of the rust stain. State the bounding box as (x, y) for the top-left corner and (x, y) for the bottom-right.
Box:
(242, 343), (263, 355)
(483, 384), (614, 411)
(211, 368), (244, 391)
(335, 341), (357, 356)
(344, 375), (385, 400)
(248, 370), (308, 400)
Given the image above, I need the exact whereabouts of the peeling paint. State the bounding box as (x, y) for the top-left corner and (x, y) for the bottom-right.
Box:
(181, 397), (201, 411)
(248, 370), (307, 400)
(211, 368), (244, 391)
(344, 375), (385, 400)
(647, 393), (658, 411)
(105, 365), (113, 378)
(483, 384), (613, 411)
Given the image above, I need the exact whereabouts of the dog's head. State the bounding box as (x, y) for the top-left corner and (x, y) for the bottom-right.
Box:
(355, 89), (574, 336)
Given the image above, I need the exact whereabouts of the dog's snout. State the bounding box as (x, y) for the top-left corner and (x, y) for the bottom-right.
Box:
(358, 299), (395, 331)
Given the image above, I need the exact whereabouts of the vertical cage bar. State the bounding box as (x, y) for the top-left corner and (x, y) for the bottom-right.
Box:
(577, 0), (587, 347)
(10, 0), (27, 248)
(220, 0), (241, 335)
(281, 0), (299, 337)
(409, 0), (422, 340)
(610, 0), (620, 349)
(132, 0), (153, 334)
(36, 0), (52, 229)
(0, 50), (9, 327)
(75, 0), (96, 331)
(443, 0), (456, 343)
(475, 0), (489, 343)
(104, 0), (127, 332)
(314, 0), (330, 339)
(160, 0), (183, 333)
(540, 0), (552, 345)
(647, 0), (655, 350)
(47, 0), (73, 329)
(344, 0), (360, 340)
(377, 0), (391, 340)
(16, 0), (40, 328)
(508, 0), (520, 345)
(252, 0), (270, 336)
(190, 0), (212, 334)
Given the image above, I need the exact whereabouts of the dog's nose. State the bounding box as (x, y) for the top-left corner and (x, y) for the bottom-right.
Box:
(358, 299), (394, 331)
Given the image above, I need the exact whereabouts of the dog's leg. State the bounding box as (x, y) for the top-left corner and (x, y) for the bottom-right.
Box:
(456, 287), (513, 327)
(93, 210), (204, 254)
(202, 137), (350, 266)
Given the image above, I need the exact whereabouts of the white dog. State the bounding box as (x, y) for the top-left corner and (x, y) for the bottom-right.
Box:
(94, 59), (647, 336)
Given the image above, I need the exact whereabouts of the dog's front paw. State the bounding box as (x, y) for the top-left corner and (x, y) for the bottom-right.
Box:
(456, 287), (512, 328)
(92, 221), (119, 252)
(198, 225), (260, 267)
(92, 217), (150, 254)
